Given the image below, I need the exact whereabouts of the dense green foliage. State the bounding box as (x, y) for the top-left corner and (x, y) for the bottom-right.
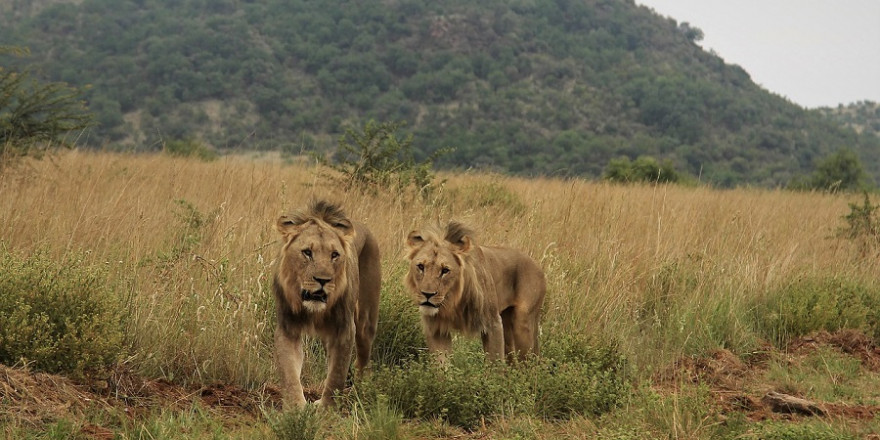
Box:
(2, 0), (878, 186)
(788, 148), (870, 192)
(0, 246), (127, 376)
(602, 155), (685, 184)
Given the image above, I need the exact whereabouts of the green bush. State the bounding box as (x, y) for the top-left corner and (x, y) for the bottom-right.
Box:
(787, 148), (869, 193)
(0, 246), (127, 376)
(316, 120), (449, 199)
(536, 333), (628, 419)
(355, 338), (627, 429)
(837, 191), (880, 257)
(162, 137), (218, 161)
(602, 155), (684, 184)
(751, 276), (880, 346)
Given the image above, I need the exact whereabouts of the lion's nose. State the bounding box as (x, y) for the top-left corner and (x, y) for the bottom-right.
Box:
(421, 291), (437, 300)
(314, 276), (331, 287)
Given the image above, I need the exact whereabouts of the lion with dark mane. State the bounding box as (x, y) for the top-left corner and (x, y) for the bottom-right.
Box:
(273, 200), (381, 408)
(405, 221), (545, 362)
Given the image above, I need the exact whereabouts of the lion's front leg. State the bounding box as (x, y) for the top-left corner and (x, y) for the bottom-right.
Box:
(317, 326), (355, 407)
(275, 327), (307, 409)
(425, 325), (453, 365)
(481, 314), (505, 362)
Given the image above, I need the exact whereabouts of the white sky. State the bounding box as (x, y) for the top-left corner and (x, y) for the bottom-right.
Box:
(635, 0), (880, 108)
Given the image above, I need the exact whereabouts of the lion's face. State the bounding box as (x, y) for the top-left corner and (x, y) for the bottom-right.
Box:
(276, 217), (353, 314)
(405, 230), (470, 317)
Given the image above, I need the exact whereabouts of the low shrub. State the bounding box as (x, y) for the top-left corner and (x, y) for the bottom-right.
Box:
(751, 276), (880, 347)
(266, 406), (322, 440)
(536, 333), (628, 419)
(355, 338), (627, 429)
(837, 191), (880, 257)
(0, 246), (127, 376)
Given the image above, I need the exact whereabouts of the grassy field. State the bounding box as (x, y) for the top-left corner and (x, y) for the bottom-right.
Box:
(2, 150), (880, 439)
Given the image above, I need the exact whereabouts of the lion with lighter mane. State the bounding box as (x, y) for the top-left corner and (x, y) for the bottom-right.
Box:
(273, 200), (380, 408)
(405, 221), (545, 362)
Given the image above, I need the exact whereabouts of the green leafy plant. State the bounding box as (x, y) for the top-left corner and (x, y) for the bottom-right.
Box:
(316, 120), (449, 198)
(0, 246), (126, 376)
(837, 191), (880, 257)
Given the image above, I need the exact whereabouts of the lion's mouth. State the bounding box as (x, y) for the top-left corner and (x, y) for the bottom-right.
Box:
(420, 301), (439, 308)
(301, 289), (328, 303)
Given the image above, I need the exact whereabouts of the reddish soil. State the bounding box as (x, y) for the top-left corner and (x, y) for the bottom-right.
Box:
(0, 364), (287, 430)
(653, 330), (880, 423)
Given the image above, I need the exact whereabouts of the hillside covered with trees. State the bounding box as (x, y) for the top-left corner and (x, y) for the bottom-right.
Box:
(2, 0), (878, 186)
(819, 101), (880, 140)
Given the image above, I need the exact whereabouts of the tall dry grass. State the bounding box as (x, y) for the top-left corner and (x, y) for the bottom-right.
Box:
(1, 150), (877, 387)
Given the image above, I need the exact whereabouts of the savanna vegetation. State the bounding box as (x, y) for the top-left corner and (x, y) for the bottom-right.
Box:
(2, 149), (880, 439)
(1, 0), (879, 187)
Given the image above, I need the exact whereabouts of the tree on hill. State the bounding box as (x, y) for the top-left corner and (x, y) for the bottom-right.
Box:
(788, 148), (869, 193)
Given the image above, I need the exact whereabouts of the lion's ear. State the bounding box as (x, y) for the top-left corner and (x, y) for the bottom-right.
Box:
(275, 215), (302, 237)
(332, 218), (356, 242)
(452, 235), (473, 254)
(406, 231), (425, 249)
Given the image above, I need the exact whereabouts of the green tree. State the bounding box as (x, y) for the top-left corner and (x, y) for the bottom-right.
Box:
(790, 148), (869, 192)
(603, 155), (683, 184)
(1, 46), (93, 166)
(317, 120), (450, 198)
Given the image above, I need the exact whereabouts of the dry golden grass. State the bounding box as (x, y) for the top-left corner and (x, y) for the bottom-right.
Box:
(1, 150), (878, 387)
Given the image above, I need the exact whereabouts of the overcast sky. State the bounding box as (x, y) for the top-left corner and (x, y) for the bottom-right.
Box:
(635, 0), (880, 108)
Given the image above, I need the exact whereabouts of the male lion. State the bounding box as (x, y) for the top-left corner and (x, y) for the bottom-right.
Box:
(273, 200), (381, 408)
(405, 221), (545, 362)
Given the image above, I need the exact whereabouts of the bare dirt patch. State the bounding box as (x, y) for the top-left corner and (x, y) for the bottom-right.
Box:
(0, 364), (284, 431)
(654, 330), (880, 422)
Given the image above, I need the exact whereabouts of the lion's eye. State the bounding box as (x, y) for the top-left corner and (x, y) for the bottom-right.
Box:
(440, 267), (450, 275)
(416, 263), (425, 272)
(302, 249), (312, 259)
(331, 251), (340, 260)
